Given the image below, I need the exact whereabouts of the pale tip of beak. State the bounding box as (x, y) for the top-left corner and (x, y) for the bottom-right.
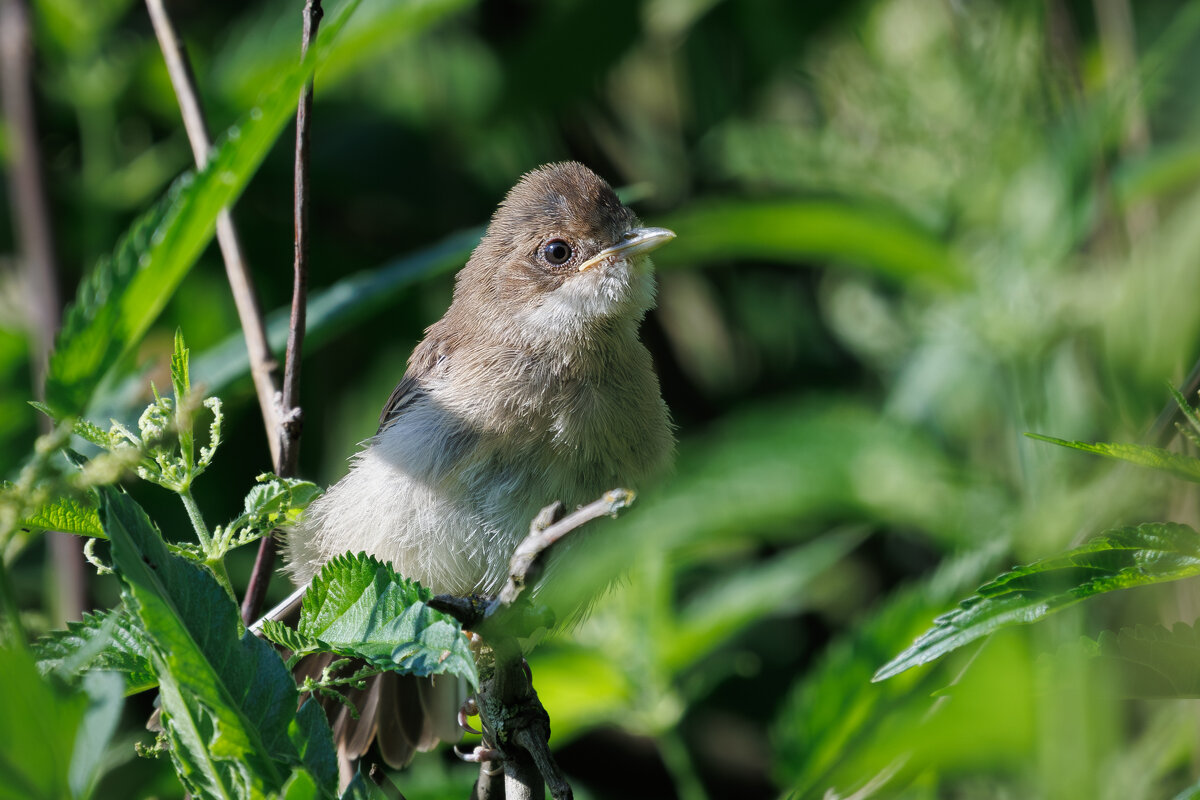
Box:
(578, 226), (676, 272)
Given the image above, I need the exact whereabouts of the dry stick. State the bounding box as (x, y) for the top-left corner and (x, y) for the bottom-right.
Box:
(0, 0), (86, 622)
(145, 0), (282, 471)
(437, 489), (635, 800)
(241, 0), (324, 626)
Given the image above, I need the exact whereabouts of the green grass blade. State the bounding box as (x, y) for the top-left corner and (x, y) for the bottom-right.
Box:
(873, 522), (1200, 681)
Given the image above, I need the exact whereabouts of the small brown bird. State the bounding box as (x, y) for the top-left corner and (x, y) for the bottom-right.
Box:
(277, 162), (676, 776)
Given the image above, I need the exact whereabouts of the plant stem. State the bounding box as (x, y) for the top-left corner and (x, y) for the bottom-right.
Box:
(241, 0), (322, 626)
(180, 488), (212, 552)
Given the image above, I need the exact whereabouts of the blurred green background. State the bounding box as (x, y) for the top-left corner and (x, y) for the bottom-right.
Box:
(5, 0), (1200, 797)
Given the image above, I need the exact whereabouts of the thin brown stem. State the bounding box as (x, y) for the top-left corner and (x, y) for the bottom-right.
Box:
(241, 0), (323, 625)
(1, 0), (86, 623)
(145, 0), (282, 470)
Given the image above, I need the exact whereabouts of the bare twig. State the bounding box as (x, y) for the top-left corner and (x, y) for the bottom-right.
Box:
(498, 489), (634, 607)
(241, 0), (324, 625)
(435, 489), (633, 800)
(1, 0), (86, 623)
(145, 0), (282, 469)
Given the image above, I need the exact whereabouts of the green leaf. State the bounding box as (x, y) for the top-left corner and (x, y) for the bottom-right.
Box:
(773, 542), (1006, 795)
(69, 671), (125, 799)
(171, 329), (193, 468)
(338, 768), (391, 800)
(299, 552), (478, 689)
(663, 529), (865, 672)
(260, 618), (320, 657)
(288, 701), (338, 797)
(44, 0), (366, 417)
(102, 487), (301, 797)
(1026, 433), (1200, 483)
(1082, 622), (1200, 698)
(874, 522), (1200, 681)
(21, 493), (104, 538)
(653, 199), (963, 287)
(0, 642), (86, 800)
(34, 606), (157, 695)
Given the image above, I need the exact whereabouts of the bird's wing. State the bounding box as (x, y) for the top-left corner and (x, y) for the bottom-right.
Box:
(377, 334), (448, 434)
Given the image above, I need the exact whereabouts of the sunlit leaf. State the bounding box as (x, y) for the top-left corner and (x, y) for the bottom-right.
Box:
(101, 488), (316, 797)
(20, 493), (104, 538)
(874, 523), (1200, 681)
(298, 552), (478, 689)
(1026, 433), (1200, 483)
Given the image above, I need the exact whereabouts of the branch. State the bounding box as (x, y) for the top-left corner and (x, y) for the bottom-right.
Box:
(0, 0), (86, 622)
(145, 0), (282, 470)
(433, 488), (634, 800)
(241, 0), (323, 625)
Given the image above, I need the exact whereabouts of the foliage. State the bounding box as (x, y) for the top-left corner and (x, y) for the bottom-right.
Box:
(6, 0), (1200, 798)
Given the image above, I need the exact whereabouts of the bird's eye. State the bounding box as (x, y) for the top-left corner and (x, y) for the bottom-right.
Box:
(542, 239), (573, 266)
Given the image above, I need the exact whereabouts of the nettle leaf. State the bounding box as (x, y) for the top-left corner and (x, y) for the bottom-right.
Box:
(34, 606), (156, 695)
(260, 619), (320, 658)
(244, 475), (322, 525)
(21, 493), (104, 538)
(288, 701), (338, 796)
(171, 329), (194, 467)
(44, 0), (366, 418)
(299, 552), (478, 689)
(1082, 622), (1200, 698)
(1026, 433), (1200, 483)
(101, 488), (331, 798)
(874, 523), (1200, 681)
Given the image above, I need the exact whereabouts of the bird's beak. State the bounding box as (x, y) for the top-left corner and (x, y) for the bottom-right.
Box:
(577, 226), (676, 272)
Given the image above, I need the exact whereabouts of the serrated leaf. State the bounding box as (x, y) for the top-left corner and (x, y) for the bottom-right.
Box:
(21, 493), (104, 538)
(874, 523), (1200, 681)
(44, 0), (366, 417)
(260, 619), (319, 657)
(1082, 622), (1200, 698)
(171, 329), (194, 467)
(34, 606), (156, 695)
(300, 552), (478, 689)
(244, 476), (322, 523)
(1026, 433), (1200, 483)
(102, 487), (300, 797)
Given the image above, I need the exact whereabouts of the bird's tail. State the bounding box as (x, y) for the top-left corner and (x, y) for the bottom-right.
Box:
(252, 584), (465, 788)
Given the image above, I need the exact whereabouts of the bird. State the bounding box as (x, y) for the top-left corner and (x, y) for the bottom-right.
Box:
(274, 161), (676, 777)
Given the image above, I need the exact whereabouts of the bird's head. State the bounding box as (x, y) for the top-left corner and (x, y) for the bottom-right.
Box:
(455, 162), (675, 341)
